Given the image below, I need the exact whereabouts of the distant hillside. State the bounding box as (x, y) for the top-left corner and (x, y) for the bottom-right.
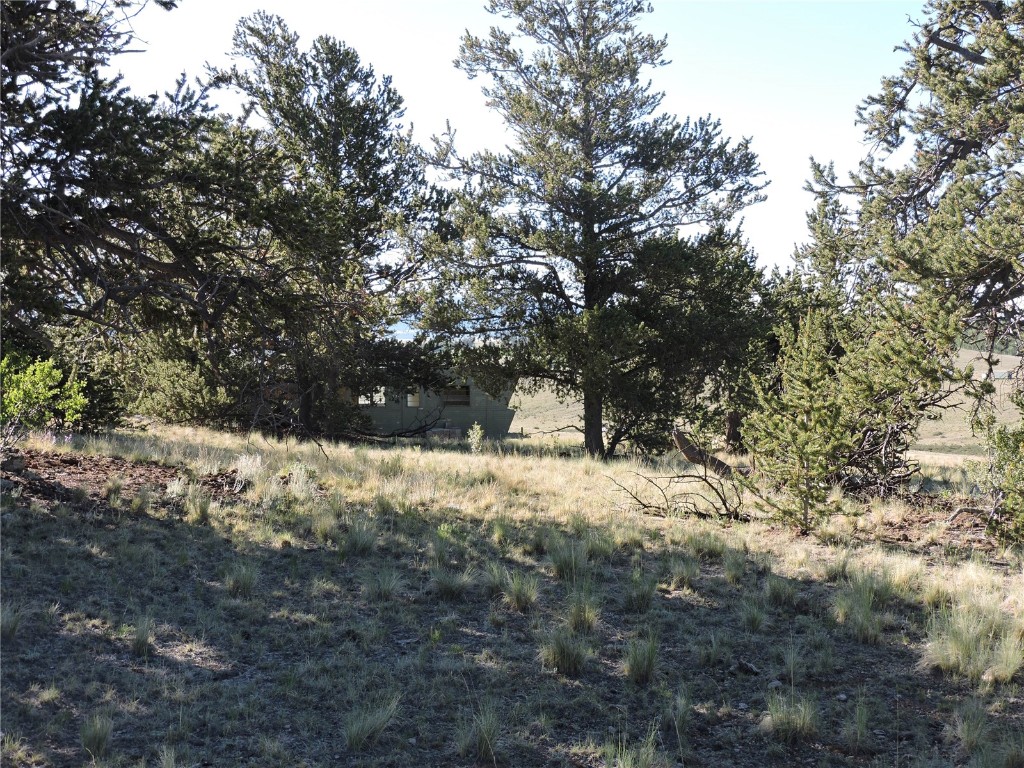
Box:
(961, 337), (1019, 356)
(957, 347), (1021, 375)
(508, 385), (581, 437)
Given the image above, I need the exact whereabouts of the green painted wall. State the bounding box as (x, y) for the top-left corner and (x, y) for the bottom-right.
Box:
(360, 382), (516, 437)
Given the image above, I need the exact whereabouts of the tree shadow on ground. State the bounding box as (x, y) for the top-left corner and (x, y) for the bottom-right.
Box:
(2, 453), (1013, 767)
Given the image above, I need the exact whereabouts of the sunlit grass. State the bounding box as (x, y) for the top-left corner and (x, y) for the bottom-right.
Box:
(920, 602), (1024, 689)
(761, 693), (819, 744)
(7, 423), (1024, 767)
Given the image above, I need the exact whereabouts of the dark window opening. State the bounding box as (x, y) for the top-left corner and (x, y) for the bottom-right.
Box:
(441, 385), (471, 406)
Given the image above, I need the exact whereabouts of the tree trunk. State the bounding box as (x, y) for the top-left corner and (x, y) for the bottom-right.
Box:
(296, 361), (316, 434)
(725, 410), (744, 453)
(583, 387), (605, 458)
(605, 425), (627, 458)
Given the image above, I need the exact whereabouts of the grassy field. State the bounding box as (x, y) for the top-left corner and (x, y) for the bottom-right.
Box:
(2, 425), (1022, 767)
(512, 350), (1023, 461)
(912, 351), (1021, 459)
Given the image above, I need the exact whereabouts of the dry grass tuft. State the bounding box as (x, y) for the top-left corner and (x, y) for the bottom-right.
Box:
(344, 516), (378, 557)
(741, 598), (766, 632)
(948, 698), (989, 756)
(764, 573), (797, 607)
(566, 586), (600, 634)
(667, 555), (699, 591)
(539, 626), (590, 676)
(602, 724), (659, 768)
(225, 563), (258, 599)
(548, 535), (589, 583)
(363, 567), (405, 602)
(841, 690), (872, 754)
(623, 569), (657, 613)
(343, 693), (400, 751)
(184, 484), (211, 525)
(761, 693), (818, 744)
(457, 700), (501, 763)
(131, 615), (154, 657)
(1, 603), (24, 642)
(623, 635), (658, 685)
(723, 547), (747, 585)
(683, 528), (727, 561)
(80, 712), (113, 760)
(921, 605), (1023, 688)
(431, 566), (475, 600)
(503, 569), (540, 612)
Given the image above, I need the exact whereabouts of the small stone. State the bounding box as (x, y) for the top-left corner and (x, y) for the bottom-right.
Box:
(407, 738), (417, 746)
(767, 680), (783, 690)
(737, 702), (748, 710)
(837, 693), (848, 702)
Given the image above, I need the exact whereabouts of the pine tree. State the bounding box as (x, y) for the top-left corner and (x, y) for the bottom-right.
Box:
(836, 290), (964, 489)
(987, 411), (1024, 541)
(220, 12), (438, 434)
(770, 176), (965, 493)
(750, 0), (1016, 524)
(848, 0), (1023, 536)
(426, 0), (766, 457)
(851, 0), (1023, 362)
(1, 2), (446, 435)
(746, 311), (854, 532)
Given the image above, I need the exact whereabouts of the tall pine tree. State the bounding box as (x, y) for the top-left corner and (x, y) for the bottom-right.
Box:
(425, 0), (766, 457)
(748, 168), (966, 523)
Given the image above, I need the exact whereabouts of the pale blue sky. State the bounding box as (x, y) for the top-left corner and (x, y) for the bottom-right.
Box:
(121, 0), (922, 269)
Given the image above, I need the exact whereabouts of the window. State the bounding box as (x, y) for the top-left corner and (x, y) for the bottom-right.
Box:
(441, 385), (471, 406)
(358, 387), (387, 406)
(407, 389), (421, 407)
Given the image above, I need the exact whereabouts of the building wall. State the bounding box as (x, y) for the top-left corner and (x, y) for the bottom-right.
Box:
(360, 382), (516, 438)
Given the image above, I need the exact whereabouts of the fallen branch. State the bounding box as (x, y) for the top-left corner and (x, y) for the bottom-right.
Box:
(609, 465), (747, 521)
(671, 429), (740, 479)
(947, 506), (988, 524)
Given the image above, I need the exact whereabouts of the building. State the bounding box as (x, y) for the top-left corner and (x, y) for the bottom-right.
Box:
(358, 381), (516, 438)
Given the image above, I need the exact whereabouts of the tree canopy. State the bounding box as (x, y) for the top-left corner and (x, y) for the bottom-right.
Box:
(2, 0), (207, 350)
(1, 1), (445, 435)
(849, 0), (1023, 362)
(744, 0), (1021, 522)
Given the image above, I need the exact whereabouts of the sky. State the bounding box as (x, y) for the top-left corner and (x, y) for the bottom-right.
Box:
(117, 0), (924, 271)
